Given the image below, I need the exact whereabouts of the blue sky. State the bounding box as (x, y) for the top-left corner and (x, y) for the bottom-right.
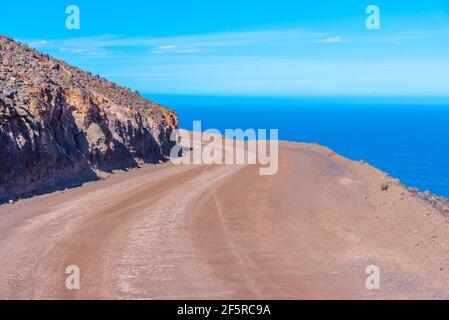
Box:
(0, 0), (448, 96)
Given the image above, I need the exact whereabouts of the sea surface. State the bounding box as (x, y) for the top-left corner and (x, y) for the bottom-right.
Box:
(149, 95), (449, 197)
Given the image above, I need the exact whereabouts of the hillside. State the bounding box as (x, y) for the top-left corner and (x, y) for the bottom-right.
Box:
(0, 35), (178, 201)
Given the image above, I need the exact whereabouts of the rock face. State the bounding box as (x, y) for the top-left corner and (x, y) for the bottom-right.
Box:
(0, 35), (178, 201)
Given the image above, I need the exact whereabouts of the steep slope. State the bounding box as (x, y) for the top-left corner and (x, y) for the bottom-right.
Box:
(0, 35), (178, 201)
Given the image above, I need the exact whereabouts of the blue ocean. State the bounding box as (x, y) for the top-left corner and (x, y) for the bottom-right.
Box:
(149, 95), (449, 197)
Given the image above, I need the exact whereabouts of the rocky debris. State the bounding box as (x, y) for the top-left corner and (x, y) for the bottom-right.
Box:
(405, 186), (449, 218)
(377, 176), (449, 216)
(380, 178), (401, 191)
(408, 187), (419, 194)
(380, 182), (390, 191)
(0, 35), (178, 202)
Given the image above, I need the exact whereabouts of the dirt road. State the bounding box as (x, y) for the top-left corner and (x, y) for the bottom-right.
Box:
(0, 141), (448, 299)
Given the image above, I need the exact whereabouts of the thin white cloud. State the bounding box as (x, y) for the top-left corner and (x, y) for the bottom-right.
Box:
(321, 36), (342, 43)
(59, 47), (109, 56)
(17, 27), (449, 96)
(21, 29), (329, 55)
(101, 56), (449, 96)
(23, 27), (449, 59)
(152, 45), (200, 54)
(28, 40), (48, 47)
(360, 29), (449, 44)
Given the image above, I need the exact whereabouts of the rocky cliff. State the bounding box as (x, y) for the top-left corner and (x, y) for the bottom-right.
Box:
(0, 35), (178, 202)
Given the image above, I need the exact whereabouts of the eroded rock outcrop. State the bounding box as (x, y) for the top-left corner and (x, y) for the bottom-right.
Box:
(0, 35), (178, 201)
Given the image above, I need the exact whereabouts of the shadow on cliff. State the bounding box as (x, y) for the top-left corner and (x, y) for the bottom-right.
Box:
(0, 83), (179, 204)
(0, 103), (98, 204)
